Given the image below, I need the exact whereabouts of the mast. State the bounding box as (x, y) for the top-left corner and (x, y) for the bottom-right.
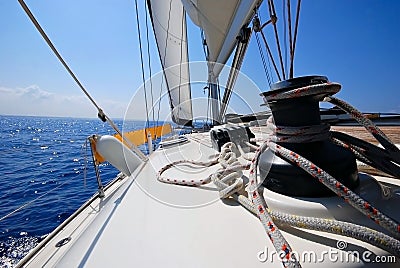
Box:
(219, 27), (252, 122)
(208, 73), (220, 125)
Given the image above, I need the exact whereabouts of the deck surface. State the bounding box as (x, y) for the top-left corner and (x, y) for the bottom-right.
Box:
(19, 126), (400, 267)
(331, 126), (400, 144)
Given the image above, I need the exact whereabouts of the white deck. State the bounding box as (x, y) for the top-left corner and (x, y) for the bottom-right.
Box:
(18, 131), (400, 267)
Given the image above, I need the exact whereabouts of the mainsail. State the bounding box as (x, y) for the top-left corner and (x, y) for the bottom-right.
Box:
(147, 0), (193, 126)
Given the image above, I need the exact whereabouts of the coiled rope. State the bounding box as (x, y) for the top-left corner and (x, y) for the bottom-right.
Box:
(158, 140), (400, 261)
(262, 82), (400, 239)
(157, 81), (400, 263)
(158, 142), (300, 267)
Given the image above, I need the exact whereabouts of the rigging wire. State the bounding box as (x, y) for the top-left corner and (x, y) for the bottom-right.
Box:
(144, 0), (155, 129)
(157, 0), (174, 126)
(254, 16), (282, 81)
(255, 33), (272, 86)
(134, 0), (150, 130)
(155, 78), (165, 129)
(17, 0), (147, 161)
(207, 84), (212, 125)
(257, 11), (275, 84)
(290, 0), (302, 80)
(283, 0), (288, 76)
(201, 29), (211, 125)
(0, 167), (83, 223)
(286, 0), (294, 78)
(254, 0), (302, 82)
(154, 1), (173, 130)
(0, 138), (93, 222)
(201, 30), (209, 60)
(287, 0), (293, 78)
(217, 77), (221, 107)
(177, 5), (185, 122)
(17, 1), (100, 115)
(267, 0), (286, 80)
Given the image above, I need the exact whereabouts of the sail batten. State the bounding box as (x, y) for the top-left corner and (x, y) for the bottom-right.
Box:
(147, 0), (193, 126)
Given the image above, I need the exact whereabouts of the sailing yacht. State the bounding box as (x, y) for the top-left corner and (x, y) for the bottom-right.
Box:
(15, 0), (400, 267)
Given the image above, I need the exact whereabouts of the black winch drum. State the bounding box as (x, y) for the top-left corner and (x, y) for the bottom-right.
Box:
(259, 76), (359, 197)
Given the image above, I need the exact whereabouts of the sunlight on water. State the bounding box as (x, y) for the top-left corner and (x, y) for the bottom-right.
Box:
(0, 235), (41, 267)
(0, 115), (156, 266)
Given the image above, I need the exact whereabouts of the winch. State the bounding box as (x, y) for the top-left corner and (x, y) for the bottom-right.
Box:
(259, 75), (359, 197)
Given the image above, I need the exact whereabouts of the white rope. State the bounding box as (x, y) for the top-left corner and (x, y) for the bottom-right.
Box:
(157, 139), (400, 260)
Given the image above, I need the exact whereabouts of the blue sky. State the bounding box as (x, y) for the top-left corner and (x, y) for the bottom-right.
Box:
(0, 0), (399, 120)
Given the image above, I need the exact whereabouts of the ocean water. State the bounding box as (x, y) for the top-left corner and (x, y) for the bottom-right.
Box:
(0, 115), (154, 267)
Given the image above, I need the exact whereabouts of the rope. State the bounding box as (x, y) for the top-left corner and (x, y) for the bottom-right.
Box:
(157, 143), (249, 188)
(331, 131), (400, 177)
(156, 80), (400, 262)
(157, 142), (300, 267)
(248, 142), (301, 267)
(157, 141), (400, 258)
(262, 82), (400, 238)
(264, 82), (341, 100)
(268, 208), (400, 256)
(230, 192), (400, 256)
(211, 143), (247, 199)
(264, 116), (331, 143)
(269, 139), (400, 238)
(158, 138), (400, 262)
(256, 9), (276, 85)
(207, 83), (211, 125)
(157, 157), (218, 186)
(325, 96), (400, 159)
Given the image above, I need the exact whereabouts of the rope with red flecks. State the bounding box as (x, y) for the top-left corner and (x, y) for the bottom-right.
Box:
(247, 141), (301, 267)
(157, 81), (400, 264)
(157, 142), (301, 267)
(262, 82), (400, 238)
(156, 140), (400, 257)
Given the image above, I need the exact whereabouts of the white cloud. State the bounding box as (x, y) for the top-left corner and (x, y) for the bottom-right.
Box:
(15, 85), (55, 99)
(0, 85), (132, 119)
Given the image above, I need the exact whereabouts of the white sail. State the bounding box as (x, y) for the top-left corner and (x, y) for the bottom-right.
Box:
(182, 0), (259, 77)
(147, 0), (193, 126)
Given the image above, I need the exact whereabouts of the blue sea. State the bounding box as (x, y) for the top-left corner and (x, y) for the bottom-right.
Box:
(0, 115), (155, 267)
